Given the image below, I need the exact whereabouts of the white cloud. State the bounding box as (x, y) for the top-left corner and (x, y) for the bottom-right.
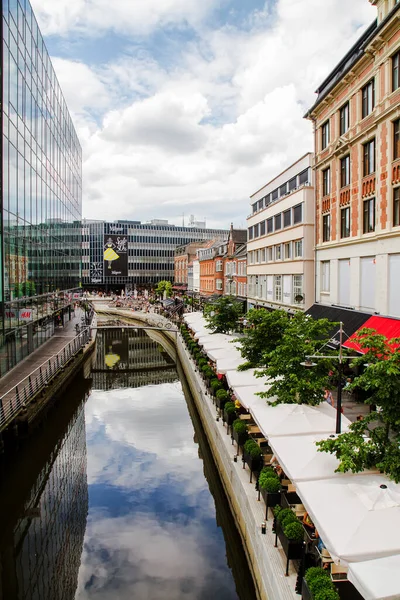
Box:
(30, 0), (376, 227)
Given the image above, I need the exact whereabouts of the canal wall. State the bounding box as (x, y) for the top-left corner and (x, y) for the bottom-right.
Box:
(94, 306), (297, 600)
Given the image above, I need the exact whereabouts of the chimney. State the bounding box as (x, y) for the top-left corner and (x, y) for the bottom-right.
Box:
(370, 0), (396, 24)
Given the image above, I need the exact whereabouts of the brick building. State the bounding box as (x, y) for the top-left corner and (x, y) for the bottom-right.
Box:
(223, 225), (247, 301)
(173, 241), (214, 291)
(198, 241), (222, 296)
(305, 0), (400, 327)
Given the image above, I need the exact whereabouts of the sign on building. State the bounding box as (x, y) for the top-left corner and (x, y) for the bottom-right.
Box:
(103, 235), (128, 277)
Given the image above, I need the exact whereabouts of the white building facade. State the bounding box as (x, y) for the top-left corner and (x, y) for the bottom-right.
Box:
(247, 153), (315, 312)
(192, 258), (200, 293)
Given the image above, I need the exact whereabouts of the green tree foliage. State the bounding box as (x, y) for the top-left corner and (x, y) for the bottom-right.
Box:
(155, 280), (172, 298)
(257, 312), (338, 405)
(14, 281), (37, 298)
(317, 329), (400, 482)
(203, 296), (243, 334)
(235, 308), (289, 369)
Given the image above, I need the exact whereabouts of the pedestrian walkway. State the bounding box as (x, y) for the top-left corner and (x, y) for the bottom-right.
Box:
(0, 308), (84, 399)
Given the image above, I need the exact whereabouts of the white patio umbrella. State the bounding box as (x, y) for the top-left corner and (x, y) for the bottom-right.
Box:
(216, 357), (244, 374)
(296, 474), (400, 563)
(348, 555), (400, 600)
(226, 368), (268, 388)
(207, 346), (242, 362)
(267, 433), (374, 483)
(233, 384), (271, 410)
(249, 400), (350, 438)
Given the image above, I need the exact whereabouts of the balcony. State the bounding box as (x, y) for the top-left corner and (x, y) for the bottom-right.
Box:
(339, 187), (351, 206)
(361, 175), (376, 198)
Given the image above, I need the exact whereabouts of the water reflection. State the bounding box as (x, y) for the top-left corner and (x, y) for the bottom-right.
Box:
(0, 380), (89, 600)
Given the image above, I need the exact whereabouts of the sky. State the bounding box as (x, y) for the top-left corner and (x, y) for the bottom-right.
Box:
(30, 0), (377, 229)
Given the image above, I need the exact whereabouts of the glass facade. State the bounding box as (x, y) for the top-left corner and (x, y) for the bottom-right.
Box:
(1, 0), (82, 374)
(82, 220), (227, 288)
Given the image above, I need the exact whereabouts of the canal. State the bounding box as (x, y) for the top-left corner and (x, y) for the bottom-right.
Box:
(0, 328), (257, 600)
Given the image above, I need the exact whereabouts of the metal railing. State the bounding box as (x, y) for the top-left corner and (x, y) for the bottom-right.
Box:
(0, 327), (91, 432)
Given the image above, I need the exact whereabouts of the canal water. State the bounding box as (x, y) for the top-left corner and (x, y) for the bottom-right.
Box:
(0, 328), (257, 600)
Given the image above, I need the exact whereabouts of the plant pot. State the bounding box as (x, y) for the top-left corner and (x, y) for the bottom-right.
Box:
(301, 578), (312, 600)
(275, 522), (304, 576)
(223, 409), (237, 426)
(243, 449), (263, 473)
(216, 396), (228, 410)
(260, 487), (281, 519)
(232, 428), (248, 450)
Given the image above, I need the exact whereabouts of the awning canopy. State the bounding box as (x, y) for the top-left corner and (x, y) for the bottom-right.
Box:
(197, 334), (237, 351)
(348, 555), (400, 600)
(296, 474), (400, 563)
(216, 357), (244, 374)
(306, 304), (371, 349)
(233, 384), (271, 410)
(268, 433), (374, 483)
(226, 368), (268, 388)
(207, 346), (242, 362)
(343, 315), (400, 354)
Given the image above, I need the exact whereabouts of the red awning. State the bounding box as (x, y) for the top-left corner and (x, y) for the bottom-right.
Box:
(343, 315), (400, 354)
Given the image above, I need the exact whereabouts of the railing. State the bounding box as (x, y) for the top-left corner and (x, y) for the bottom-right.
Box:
(0, 327), (91, 432)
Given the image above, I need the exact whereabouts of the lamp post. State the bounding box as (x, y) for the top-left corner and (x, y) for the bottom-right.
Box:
(301, 321), (349, 434)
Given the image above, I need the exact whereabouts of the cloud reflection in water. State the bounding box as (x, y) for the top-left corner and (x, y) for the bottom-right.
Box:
(75, 383), (239, 600)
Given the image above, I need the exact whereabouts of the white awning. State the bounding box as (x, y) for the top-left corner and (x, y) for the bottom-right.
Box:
(348, 555), (400, 600)
(216, 357), (244, 374)
(296, 475), (400, 563)
(233, 384), (271, 410)
(267, 433), (374, 483)
(207, 346), (242, 362)
(250, 401), (350, 438)
(197, 334), (237, 350)
(226, 368), (268, 388)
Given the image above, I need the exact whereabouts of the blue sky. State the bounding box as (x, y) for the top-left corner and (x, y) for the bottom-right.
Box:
(31, 0), (376, 228)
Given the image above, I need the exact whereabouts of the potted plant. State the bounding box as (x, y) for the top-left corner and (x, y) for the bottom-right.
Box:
(216, 388), (230, 410)
(302, 567), (340, 600)
(275, 510), (304, 576)
(259, 468), (282, 519)
(232, 419), (248, 450)
(210, 378), (223, 397)
(223, 401), (237, 427)
(243, 439), (263, 472)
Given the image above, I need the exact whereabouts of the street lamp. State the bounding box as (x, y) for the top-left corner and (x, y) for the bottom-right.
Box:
(300, 321), (355, 434)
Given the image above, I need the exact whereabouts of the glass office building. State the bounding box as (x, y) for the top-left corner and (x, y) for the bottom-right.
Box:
(0, 0), (82, 374)
(82, 219), (227, 290)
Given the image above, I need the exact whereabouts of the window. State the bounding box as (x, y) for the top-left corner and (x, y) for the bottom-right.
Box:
(339, 156), (350, 191)
(362, 79), (375, 118)
(299, 169), (309, 185)
(267, 247), (273, 262)
(248, 226), (253, 240)
(267, 218), (273, 233)
(279, 184), (287, 197)
(258, 199), (264, 211)
(216, 260), (223, 272)
(261, 248), (266, 263)
(323, 168), (331, 196)
(274, 275), (282, 302)
(394, 119), (400, 160)
(323, 214), (331, 242)
(363, 198), (376, 233)
(216, 279), (223, 291)
(341, 206), (350, 238)
(274, 213), (282, 230)
(256, 250), (260, 263)
(252, 203), (257, 214)
(275, 244), (282, 260)
(260, 220), (266, 236)
(322, 120), (330, 149)
(283, 209), (291, 227)
(294, 239), (303, 258)
(394, 187), (400, 227)
(284, 242), (291, 259)
(293, 203), (303, 224)
(293, 275), (303, 303)
(254, 223), (259, 237)
(393, 50), (400, 92)
(340, 102), (350, 135)
(363, 139), (376, 176)
(289, 176), (297, 191)
(321, 261), (330, 292)
(271, 189), (279, 201)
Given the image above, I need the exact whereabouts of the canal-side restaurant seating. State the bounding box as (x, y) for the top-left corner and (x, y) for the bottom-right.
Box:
(182, 312), (400, 600)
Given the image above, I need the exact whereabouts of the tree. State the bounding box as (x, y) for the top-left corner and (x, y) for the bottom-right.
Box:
(235, 308), (290, 370)
(203, 296), (243, 334)
(317, 329), (400, 482)
(257, 312), (338, 405)
(155, 280), (172, 298)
